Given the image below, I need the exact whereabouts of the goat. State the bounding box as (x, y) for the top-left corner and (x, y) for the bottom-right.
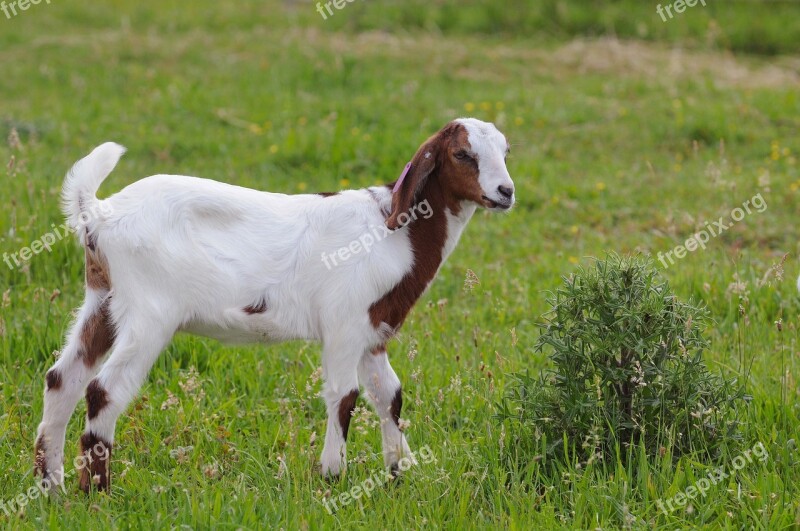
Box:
(34, 117), (515, 492)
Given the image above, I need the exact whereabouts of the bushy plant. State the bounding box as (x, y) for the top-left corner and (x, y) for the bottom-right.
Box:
(498, 254), (741, 467)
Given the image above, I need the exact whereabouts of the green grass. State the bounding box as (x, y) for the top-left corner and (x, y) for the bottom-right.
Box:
(1, 0), (799, 528)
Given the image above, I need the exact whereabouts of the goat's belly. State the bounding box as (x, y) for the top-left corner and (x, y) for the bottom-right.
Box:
(179, 315), (310, 345)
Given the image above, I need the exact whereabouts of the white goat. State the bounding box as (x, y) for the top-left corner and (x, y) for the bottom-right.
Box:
(34, 117), (515, 492)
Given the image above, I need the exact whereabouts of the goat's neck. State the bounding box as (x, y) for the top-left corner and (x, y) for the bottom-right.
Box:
(405, 177), (478, 268)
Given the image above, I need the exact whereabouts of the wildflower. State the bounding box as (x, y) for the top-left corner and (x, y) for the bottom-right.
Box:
(463, 269), (480, 292)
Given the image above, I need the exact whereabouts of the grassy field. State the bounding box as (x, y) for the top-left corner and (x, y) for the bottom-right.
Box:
(1, 0), (799, 528)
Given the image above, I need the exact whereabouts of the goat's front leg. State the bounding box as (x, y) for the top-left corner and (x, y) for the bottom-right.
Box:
(320, 341), (360, 478)
(358, 346), (414, 473)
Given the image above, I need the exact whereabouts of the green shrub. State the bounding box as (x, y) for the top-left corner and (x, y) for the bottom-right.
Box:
(498, 254), (742, 468)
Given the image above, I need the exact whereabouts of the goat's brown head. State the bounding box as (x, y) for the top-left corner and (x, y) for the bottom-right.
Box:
(387, 118), (515, 230)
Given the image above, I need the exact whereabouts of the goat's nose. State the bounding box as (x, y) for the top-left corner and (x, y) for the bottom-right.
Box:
(497, 185), (514, 199)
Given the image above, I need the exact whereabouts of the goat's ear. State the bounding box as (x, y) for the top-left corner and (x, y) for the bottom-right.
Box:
(386, 136), (439, 230)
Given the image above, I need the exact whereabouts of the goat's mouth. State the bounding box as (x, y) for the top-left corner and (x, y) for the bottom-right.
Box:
(482, 195), (513, 211)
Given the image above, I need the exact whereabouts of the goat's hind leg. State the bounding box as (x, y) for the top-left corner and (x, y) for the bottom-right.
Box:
(78, 319), (174, 492)
(35, 290), (115, 490)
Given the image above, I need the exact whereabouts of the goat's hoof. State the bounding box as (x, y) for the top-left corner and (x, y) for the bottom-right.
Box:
(78, 432), (112, 494)
(321, 464), (344, 482)
(79, 469), (111, 494)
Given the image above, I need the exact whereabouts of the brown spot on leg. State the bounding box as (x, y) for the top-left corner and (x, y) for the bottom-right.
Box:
(337, 389), (359, 440)
(79, 298), (115, 368)
(370, 343), (385, 356)
(34, 434), (47, 477)
(390, 387), (402, 427)
(243, 298), (267, 314)
(79, 432), (112, 493)
(45, 369), (62, 391)
(85, 246), (110, 291)
(85, 379), (109, 420)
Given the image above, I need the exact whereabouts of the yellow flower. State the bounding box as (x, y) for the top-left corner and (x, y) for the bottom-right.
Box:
(790, 182), (799, 192)
(673, 164), (682, 172)
(495, 101), (505, 111)
(339, 178), (350, 188)
(595, 182), (606, 191)
(551, 196), (560, 205)
(568, 256), (579, 264)
(464, 102), (475, 112)
(248, 124), (263, 135)
(480, 101), (492, 111)
(570, 225), (579, 234)
(297, 182), (307, 191)
(514, 116), (524, 126)
(269, 144), (279, 154)
(350, 127), (360, 136)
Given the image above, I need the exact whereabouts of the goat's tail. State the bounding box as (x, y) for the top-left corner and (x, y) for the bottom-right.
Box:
(62, 142), (125, 232)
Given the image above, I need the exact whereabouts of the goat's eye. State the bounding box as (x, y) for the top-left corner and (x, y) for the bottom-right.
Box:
(455, 151), (472, 161)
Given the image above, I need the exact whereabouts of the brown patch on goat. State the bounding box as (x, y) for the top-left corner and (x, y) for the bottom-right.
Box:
(78, 298), (115, 368)
(369, 122), (484, 331)
(85, 379), (110, 420)
(370, 343), (385, 356)
(436, 124), (489, 213)
(85, 245), (111, 291)
(317, 192), (339, 198)
(79, 432), (112, 493)
(390, 388), (403, 427)
(337, 389), (359, 440)
(34, 434), (47, 477)
(45, 368), (62, 391)
(243, 298), (267, 314)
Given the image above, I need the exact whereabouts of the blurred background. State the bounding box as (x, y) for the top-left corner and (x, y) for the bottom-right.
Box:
(1, 0), (799, 528)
